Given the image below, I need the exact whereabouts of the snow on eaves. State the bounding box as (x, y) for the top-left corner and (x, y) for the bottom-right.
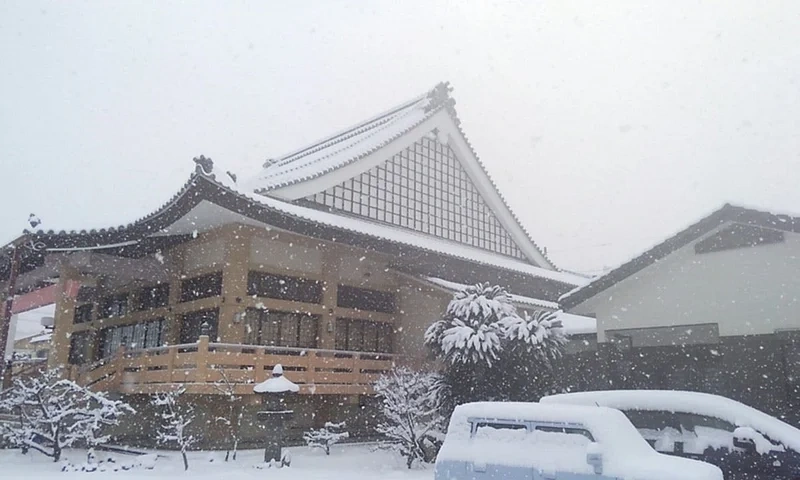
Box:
(244, 93), (437, 193)
(420, 276), (560, 309)
(405, 276), (596, 335)
(234, 188), (587, 286)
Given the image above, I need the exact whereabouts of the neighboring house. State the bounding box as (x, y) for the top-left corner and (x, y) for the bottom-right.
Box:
(560, 204), (800, 425)
(12, 332), (51, 362)
(0, 83), (589, 446)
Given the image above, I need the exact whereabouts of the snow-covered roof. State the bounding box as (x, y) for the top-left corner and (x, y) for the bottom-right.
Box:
(560, 204), (800, 309)
(245, 92), (437, 193)
(541, 390), (800, 454)
(245, 194), (586, 286)
(412, 276), (596, 335)
(554, 312), (597, 336)
(28, 332), (53, 344)
(441, 402), (722, 480)
(419, 276), (558, 309)
(194, 169), (586, 286)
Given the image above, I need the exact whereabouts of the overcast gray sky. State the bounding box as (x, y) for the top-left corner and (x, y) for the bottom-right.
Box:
(2, 1), (799, 274)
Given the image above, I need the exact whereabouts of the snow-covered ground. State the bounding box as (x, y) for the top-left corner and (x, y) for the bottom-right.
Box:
(1, 444), (431, 480)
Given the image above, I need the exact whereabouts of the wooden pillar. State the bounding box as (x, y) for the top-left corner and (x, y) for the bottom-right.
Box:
(219, 227), (251, 344)
(165, 276), (182, 345)
(318, 249), (339, 350)
(49, 265), (79, 371)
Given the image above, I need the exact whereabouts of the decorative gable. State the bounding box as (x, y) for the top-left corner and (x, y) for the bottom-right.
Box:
(304, 136), (527, 259)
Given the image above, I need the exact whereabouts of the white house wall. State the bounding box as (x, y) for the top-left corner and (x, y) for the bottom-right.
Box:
(572, 221), (800, 341)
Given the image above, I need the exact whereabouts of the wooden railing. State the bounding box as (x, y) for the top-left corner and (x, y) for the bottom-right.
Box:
(71, 336), (398, 395)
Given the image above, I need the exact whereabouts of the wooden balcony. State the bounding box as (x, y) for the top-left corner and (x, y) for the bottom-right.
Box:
(70, 336), (397, 396)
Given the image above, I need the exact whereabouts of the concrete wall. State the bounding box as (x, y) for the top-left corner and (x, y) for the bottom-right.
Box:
(572, 221), (800, 341)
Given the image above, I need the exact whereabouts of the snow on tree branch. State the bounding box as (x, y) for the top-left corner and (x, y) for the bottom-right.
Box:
(303, 421), (349, 455)
(151, 388), (196, 471)
(0, 368), (134, 462)
(374, 367), (445, 468)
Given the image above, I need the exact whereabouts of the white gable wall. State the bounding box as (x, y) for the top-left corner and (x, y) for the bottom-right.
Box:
(571, 221), (800, 342)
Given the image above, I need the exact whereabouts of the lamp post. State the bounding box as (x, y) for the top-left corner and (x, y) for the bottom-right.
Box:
(253, 364), (299, 467)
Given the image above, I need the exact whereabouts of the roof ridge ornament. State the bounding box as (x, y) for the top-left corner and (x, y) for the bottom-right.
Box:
(193, 155), (214, 175)
(425, 81), (460, 126)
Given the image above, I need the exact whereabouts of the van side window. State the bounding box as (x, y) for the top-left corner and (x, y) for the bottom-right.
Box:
(472, 421), (527, 439)
(677, 413), (735, 433)
(534, 425), (595, 442)
(475, 422), (527, 432)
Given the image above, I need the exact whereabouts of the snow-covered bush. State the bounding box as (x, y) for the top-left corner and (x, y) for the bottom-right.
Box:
(303, 421), (349, 455)
(152, 388), (196, 471)
(425, 283), (566, 404)
(374, 367), (445, 468)
(0, 368), (134, 461)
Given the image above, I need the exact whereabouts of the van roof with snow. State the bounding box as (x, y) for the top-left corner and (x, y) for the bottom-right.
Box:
(435, 401), (722, 480)
(541, 390), (800, 453)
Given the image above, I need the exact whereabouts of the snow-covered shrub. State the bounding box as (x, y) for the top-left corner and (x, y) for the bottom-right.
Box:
(0, 368), (134, 461)
(303, 421), (349, 455)
(152, 388), (196, 471)
(425, 283), (566, 405)
(374, 367), (445, 468)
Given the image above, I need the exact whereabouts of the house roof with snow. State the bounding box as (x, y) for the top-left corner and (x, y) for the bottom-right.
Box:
(560, 204), (800, 309)
(1, 83), (587, 300)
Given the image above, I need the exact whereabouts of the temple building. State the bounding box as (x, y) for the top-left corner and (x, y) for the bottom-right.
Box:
(0, 83), (590, 445)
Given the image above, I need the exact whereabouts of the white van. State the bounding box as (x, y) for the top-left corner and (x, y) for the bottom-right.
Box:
(541, 390), (800, 480)
(435, 402), (722, 480)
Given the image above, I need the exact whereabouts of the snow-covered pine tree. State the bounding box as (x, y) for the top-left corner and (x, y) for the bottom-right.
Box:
(501, 309), (567, 362)
(0, 368), (134, 462)
(303, 421), (349, 455)
(374, 367), (445, 469)
(499, 308), (568, 400)
(424, 283), (567, 404)
(151, 388), (196, 471)
(424, 283), (516, 367)
(212, 367), (242, 461)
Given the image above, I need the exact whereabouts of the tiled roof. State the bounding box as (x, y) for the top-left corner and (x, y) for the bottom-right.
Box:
(244, 88), (442, 193)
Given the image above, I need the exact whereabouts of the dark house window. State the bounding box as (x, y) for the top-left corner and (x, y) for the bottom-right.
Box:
(180, 309), (219, 343)
(335, 318), (393, 353)
(74, 303), (93, 324)
(99, 293), (129, 318)
(68, 331), (92, 365)
(137, 283), (170, 311)
(247, 271), (323, 304)
(244, 308), (318, 348)
(180, 272), (222, 302)
(337, 285), (396, 314)
(98, 318), (166, 359)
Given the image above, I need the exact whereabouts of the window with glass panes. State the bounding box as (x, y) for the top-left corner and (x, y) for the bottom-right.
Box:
(335, 318), (393, 353)
(99, 293), (129, 318)
(99, 318), (166, 359)
(306, 137), (525, 259)
(243, 309), (318, 348)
